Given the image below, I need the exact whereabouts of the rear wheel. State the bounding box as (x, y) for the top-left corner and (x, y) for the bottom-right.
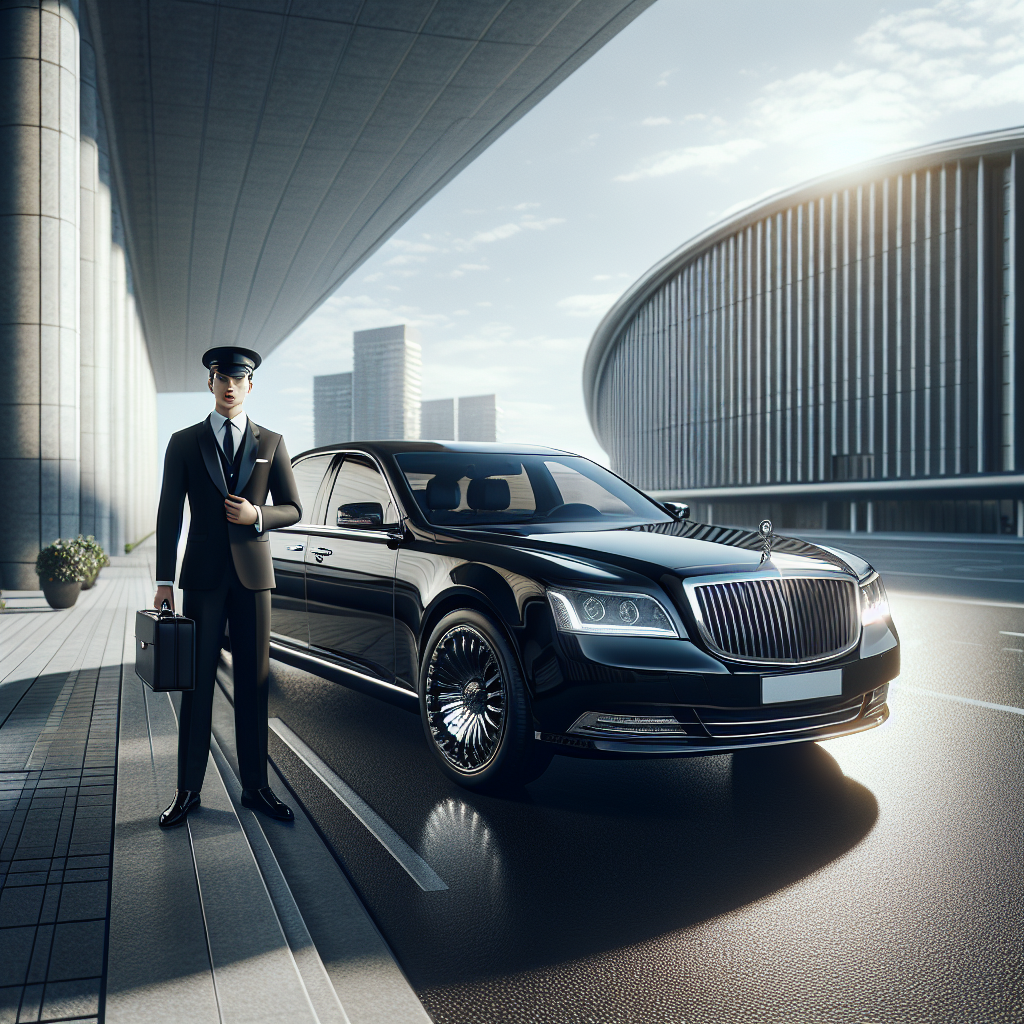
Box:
(419, 609), (549, 790)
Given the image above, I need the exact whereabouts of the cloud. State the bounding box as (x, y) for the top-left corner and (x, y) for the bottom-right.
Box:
(616, 138), (764, 181)
(641, 116), (672, 126)
(556, 293), (621, 318)
(461, 216), (565, 248)
(513, 201), (540, 210)
(618, 0), (1024, 186)
(384, 253), (427, 266)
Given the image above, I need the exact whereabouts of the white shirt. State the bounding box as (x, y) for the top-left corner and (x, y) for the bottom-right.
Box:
(154, 409), (261, 588)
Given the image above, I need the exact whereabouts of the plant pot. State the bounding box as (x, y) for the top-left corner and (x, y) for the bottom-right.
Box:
(40, 580), (81, 609)
(81, 568), (100, 590)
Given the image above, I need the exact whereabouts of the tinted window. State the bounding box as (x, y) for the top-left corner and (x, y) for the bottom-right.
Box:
(290, 454), (334, 525)
(324, 455), (398, 526)
(395, 452), (671, 529)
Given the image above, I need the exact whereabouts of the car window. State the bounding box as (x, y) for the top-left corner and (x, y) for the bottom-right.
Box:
(544, 460), (634, 515)
(324, 454), (398, 526)
(395, 452), (671, 529)
(290, 454), (334, 524)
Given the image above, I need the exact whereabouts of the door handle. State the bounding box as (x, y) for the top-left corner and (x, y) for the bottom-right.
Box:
(286, 544), (304, 551)
(312, 545), (333, 563)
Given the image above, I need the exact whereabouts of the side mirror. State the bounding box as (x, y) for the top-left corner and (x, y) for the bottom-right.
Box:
(337, 502), (384, 529)
(663, 501), (690, 521)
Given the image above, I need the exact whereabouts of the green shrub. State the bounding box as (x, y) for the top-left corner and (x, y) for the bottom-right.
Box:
(73, 535), (108, 575)
(35, 539), (89, 584)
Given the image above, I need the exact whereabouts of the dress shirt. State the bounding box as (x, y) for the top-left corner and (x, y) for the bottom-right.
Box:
(154, 408), (261, 589)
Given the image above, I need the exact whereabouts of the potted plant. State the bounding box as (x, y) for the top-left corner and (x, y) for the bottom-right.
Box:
(75, 535), (108, 590)
(36, 539), (88, 609)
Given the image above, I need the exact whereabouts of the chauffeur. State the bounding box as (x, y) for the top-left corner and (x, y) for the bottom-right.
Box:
(153, 347), (302, 827)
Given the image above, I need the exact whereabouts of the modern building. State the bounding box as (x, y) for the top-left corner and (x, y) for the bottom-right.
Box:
(584, 128), (1024, 535)
(0, 0), (652, 588)
(421, 398), (456, 441)
(313, 372), (353, 448)
(352, 326), (422, 441)
(458, 394), (498, 443)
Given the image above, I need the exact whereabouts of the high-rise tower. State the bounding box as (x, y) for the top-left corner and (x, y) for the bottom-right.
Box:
(352, 325), (422, 440)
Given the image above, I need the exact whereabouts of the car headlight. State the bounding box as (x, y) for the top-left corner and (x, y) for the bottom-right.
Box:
(860, 572), (889, 625)
(547, 587), (679, 637)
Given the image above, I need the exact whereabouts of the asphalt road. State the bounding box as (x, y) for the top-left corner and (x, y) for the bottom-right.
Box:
(266, 534), (1024, 1024)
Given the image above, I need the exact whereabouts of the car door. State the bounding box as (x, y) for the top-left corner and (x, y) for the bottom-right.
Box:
(304, 453), (401, 682)
(269, 452), (335, 648)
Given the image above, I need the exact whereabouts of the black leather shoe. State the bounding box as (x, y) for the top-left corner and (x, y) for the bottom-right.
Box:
(159, 789), (201, 828)
(241, 786), (294, 821)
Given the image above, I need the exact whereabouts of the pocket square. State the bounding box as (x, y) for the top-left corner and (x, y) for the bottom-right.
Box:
(256, 458), (269, 463)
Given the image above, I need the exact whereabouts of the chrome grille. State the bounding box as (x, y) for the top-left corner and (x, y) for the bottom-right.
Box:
(696, 696), (864, 740)
(691, 575), (860, 666)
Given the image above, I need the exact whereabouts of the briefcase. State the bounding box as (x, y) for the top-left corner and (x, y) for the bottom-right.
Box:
(135, 605), (195, 692)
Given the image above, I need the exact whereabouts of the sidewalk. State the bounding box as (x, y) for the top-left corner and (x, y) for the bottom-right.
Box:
(0, 543), (431, 1024)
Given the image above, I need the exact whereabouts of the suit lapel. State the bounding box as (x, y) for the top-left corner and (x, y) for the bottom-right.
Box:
(197, 416), (229, 497)
(235, 419), (260, 495)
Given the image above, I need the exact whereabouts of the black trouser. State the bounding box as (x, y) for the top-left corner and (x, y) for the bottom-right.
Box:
(179, 560), (271, 792)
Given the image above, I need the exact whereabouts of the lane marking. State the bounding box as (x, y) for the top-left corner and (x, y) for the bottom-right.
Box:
(888, 592), (1024, 609)
(268, 718), (447, 892)
(893, 683), (1024, 717)
(1003, 648), (1023, 654)
(883, 569), (1024, 583)
(999, 631), (1024, 637)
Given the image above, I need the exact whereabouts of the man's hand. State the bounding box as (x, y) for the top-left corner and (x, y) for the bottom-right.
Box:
(225, 494), (258, 526)
(154, 586), (175, 612)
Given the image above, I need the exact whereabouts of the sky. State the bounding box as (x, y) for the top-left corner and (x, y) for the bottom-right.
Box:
(158, 0), (1024, 467)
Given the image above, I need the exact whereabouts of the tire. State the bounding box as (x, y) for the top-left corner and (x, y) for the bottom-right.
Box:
(419, 609), (546, 791)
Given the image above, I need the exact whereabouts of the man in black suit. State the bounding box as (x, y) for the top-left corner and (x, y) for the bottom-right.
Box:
(154, 346), (302, 827)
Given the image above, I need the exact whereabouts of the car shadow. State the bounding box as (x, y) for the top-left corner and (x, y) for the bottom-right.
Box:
(267, 662), (878, 993)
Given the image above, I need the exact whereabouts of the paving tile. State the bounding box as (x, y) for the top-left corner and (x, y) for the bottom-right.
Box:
(0, 927), (35, 987)
(7, 864), (47, 875)
(39, 976), (99, 1022)
(0, 887), (43, 929)
(46, 921), (104, 981)
(37, 888), (60, 926)
(3, 876), (47, 889)
(0, 984), (22, 1024)
(62, 858), (104, 871)
(55, 883), (106, 924)
(17, 981), (42, 1022)
(24, 922), (55, 986)
(61, 870), (106, 884)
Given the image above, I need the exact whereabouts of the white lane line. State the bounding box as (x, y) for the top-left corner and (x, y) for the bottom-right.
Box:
(268, 718), (447, 893)
(999, 631), (1024, 637)
(893, 683), (1024, 717)
(889, 592), (1024, 609)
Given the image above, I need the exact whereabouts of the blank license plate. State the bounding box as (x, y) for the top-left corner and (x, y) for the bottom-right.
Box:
(761, 668), (843, 705)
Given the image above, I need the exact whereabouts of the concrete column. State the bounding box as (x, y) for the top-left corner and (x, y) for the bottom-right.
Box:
(866, 501), (874, 534)
(849, 501), (858, 533)
(0, 1), (81, 589)
(1017, 499), (1023, 538)
(109, 235), (126, 553)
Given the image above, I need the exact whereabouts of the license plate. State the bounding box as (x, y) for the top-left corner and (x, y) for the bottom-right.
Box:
(762, 668), (843, 705)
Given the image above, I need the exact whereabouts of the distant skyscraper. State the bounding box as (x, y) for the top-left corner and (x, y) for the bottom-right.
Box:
(313, 372), (353, 447)
(458, 394), (497, 442)
(352, 324), (421, 440)
(421, 398), (455, 440)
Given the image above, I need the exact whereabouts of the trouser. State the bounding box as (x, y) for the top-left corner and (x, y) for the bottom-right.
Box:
(179, 559), (271, 792)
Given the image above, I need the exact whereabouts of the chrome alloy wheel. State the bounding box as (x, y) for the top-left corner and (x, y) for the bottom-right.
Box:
(425, 625), (508, 773)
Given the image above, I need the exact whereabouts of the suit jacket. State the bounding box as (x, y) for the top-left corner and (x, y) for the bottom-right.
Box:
(156, 415), (302, 591)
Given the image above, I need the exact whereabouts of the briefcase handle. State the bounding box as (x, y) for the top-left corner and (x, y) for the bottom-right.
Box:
(159, 600), (174, 619)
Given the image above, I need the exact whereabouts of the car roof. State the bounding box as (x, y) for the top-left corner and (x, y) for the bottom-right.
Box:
(294, 440), (579, 461)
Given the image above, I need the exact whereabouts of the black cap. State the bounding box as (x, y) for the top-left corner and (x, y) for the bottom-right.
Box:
(202, 346), (262, 378)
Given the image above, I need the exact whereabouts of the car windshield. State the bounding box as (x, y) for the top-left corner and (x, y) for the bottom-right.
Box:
(394, 452), (672, 530)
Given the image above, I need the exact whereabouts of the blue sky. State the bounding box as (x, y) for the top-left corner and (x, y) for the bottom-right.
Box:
(160, 0), (1024, 465)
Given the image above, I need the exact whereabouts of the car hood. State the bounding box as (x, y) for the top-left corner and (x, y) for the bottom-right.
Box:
(503, 521), (863, 581)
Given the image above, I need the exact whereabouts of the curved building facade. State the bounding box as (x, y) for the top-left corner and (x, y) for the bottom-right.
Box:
(584, 128), (1024, 534)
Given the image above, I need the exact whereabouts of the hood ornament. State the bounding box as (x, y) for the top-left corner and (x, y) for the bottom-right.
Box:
(758, 519), (774, 563)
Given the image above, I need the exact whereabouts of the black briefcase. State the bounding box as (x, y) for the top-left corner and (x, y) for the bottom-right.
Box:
(135, 605), (195, 692)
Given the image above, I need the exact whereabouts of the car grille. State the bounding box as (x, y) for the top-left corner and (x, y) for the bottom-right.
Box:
(696, 696), (865, 740)
(691, 575), (860, 666)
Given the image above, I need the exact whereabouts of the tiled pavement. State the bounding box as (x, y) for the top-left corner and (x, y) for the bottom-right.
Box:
(0, 566), (138, 1024)
(0, 545), (431, 1024)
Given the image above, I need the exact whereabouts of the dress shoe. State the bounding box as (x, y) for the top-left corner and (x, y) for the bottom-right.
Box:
(159, 789), (201, 828)
(241, 786), (294, 821)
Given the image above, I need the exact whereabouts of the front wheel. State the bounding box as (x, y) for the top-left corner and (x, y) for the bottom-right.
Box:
(419, 609), (547, 791)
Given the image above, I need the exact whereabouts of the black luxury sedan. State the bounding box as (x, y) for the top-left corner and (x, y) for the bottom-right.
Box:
(267, 442), (899, 789)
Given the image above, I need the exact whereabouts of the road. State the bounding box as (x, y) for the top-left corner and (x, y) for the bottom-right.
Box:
(266, 534), (1024, 1024)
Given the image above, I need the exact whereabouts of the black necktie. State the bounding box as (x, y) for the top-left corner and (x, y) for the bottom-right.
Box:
(223, 420), (234, 463)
